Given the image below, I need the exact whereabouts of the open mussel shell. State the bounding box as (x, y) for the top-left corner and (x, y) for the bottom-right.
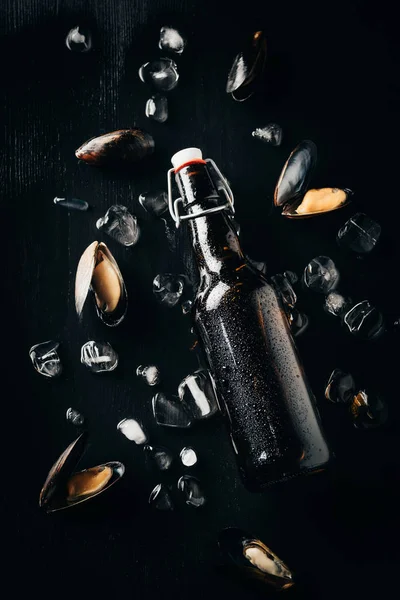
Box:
(39, 432), (87, 511)
(218, 527), (294, 591)
(282, 187), (353, 218)
(274, 140), (352, 218)
(274, 140), (317, 209)
(39, 433), (125, 513)
(226, 31), (267, 102)
(75, 241), (127, 327)
(75, 128), (155, 167)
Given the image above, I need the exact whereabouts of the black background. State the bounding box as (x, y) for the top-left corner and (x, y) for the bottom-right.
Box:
(1, 0), (400, 598)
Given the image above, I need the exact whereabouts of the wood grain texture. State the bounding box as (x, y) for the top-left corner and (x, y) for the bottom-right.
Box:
(1, 1), (400, 598)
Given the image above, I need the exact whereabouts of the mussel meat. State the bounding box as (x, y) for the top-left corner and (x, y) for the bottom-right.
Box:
(75, 128), (155, 167)
(75, 241), (127, 326)
(226, 31), (267, 102)
(274, 140), (352, 218)
(218, 527), (294, 591)
(39, 432), (125, 513)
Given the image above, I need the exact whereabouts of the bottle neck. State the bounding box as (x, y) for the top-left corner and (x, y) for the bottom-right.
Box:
(175, 163), (244, 276)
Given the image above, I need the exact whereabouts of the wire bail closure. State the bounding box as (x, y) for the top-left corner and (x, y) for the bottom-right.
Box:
(167, 158), (235, 228)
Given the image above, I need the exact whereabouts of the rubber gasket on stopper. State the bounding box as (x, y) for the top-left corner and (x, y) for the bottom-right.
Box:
(174, 158), (207, 173)
(171, 147), (205, 172)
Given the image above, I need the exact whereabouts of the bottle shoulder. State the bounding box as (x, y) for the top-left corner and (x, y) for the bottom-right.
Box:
(194, 265), (279, 312)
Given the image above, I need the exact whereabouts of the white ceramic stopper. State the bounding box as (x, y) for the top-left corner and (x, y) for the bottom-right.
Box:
(171, 147), (203, 169)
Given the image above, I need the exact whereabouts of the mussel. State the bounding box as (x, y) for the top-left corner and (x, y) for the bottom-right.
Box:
(75, 128), (155, 167)
(274, 140), (352, 218)
(39, 432), (124, 513)
(218, 527), (294, 591)
(226, 31), (267, 102)
(75, 241), (127, 326)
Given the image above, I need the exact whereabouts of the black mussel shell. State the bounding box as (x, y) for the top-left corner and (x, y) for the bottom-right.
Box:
(75, 128), (155, 166)
(75, 241), (128, 327)
(226, 31), (267, 102)
(274, 140), (317, 208)
(218, 527), (294, 591)
(39, 432), (125, 513)
(39, 432), (88, 511)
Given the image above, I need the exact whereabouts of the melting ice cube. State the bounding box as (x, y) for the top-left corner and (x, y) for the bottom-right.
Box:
(152, 392), (193, 428)
(136, 364), (161, 386)
(65, 26), (92, 52)
(303, 256), (339, 294)
(96, 205), (140, 247)
(66, 407), (85, 426)
(145, 94), (168, 123)
(337, 213), (381, 254)
(138, 190), (168, 217)
(144, 445), (173, 471)
(117, 418), (148, 444)
(80, 341), (118, 373)
(252, 123), (283, 146)
(325, 369), (356, 404)
(180, 446), (198, 467)
(271, 273), (297, 308)
(344, 300), (385, 339)
(178, 369), (219, 419)
(149, 483), (174, 510)
(350, 390), (388, 429)
(139, 58), (179, 92)
(324, 292), (351, 317)
(29, 340), (62, 378)
(177, 475), (206, 508)
(158, 26), (186, 54)
(153, 273), (184, 307)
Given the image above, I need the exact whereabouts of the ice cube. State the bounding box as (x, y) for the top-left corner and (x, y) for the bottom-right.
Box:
(248, 258), (267, 274)
(180, 446), (198, 467)
(344, 300), (385, 339)
(337, 213), (381, 254)
(149, 483), (174, 510)
(138, 58), (179, 92)
(288, 308), (309, 337)
(181, 300), (193, 315)
(152, 392), (193, 428)
(178, 369), (219, 419)
(159, 26), (186, 54)
(53, 197), (89, 211)
(325, 369), (356, 404)
(138, 190), (168, 217)
(136, 364), (160, 386)
(252, 123), (283, 146)
(303, 256), (339, 294)
(350, 390), (388, 429)
(283, 270), (298, 284)
(145, 94), (168, 123)
(177, 475), (206, 508)
(80, 341), (118, 373)
(143, 445), (173, 471)
(96, 205), (140, 247)
(65, 407), (85, 426)
(29, 340), (62, 378)
(324, 292), (352, 317)
(65, 26), (92, 52)
(153, 273), (184, 307)
(271, 273), (297, 308)
(117, 418), (148, 444)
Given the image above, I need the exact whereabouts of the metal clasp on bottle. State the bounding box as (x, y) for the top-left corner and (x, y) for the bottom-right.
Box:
(167, 158), (235, 228)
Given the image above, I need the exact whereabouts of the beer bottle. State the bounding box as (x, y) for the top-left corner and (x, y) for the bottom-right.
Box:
(168, 148), (331, 491)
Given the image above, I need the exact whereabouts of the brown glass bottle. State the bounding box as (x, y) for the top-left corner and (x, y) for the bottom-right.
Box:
(171, 149), (331, 491)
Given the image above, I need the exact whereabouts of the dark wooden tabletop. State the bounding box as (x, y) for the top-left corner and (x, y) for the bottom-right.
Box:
(2, 0), (399, 598)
